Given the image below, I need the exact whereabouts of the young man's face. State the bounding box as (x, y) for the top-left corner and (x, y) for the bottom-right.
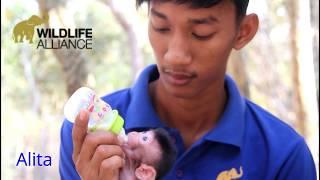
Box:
(148, 1), (239, 98)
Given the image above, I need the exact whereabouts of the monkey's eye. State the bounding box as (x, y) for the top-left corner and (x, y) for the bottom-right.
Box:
(142, 136), (148, 141)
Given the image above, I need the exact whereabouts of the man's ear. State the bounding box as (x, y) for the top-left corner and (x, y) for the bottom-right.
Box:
(135, 164), (157, 180)
(233, 13), (259, 50)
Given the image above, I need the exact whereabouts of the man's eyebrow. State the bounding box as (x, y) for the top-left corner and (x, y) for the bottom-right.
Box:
(188, 16), (219, 25)
(150, 8), (167, 20)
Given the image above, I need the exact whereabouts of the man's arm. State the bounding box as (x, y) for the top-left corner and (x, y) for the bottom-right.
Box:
(276, 139), (317, 180)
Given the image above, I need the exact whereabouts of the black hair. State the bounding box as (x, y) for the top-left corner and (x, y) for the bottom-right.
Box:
(136, 0), (249, 22)
(152, 128), (177, 180)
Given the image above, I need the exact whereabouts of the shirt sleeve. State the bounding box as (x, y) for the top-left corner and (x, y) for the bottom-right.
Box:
(276, 138), (317, 180)
(59, 120), (81, 180)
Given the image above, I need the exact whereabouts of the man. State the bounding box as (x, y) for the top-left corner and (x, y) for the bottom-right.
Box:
(60, 0), (317, 179)
(120, 128), (177, 180)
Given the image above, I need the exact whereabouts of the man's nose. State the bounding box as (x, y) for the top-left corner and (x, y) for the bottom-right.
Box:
(164, 33), (192, 66)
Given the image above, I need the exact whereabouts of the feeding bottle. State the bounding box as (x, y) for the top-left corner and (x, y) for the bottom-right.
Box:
(64, 87), (127, 141)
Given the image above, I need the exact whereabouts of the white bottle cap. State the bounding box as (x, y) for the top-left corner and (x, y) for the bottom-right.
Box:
(64, 87), (95, 123)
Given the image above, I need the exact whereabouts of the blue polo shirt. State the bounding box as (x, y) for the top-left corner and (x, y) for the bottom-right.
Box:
(59, 64), (316, 180)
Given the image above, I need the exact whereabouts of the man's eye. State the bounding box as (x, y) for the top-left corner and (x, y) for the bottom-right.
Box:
(153, 26), (170, 33)
(192, 33), (214, 40)
(142, 136), (148, 141)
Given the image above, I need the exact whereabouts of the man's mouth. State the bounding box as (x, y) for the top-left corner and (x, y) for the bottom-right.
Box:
(163, 68), (196, 86)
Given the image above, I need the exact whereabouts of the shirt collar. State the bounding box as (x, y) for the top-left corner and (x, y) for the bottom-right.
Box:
(204, 75), (246, 148)
(125, 64), (166, 130)
(125, 64), (246, 148)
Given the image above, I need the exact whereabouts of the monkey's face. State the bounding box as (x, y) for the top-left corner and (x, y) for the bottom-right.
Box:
(122, 131), (161, 167)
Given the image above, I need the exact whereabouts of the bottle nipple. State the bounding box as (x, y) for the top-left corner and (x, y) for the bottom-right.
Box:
(118, 128), (128, 143)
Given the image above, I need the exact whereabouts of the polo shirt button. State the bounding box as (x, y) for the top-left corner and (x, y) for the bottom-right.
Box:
(176, 169), (183, 178)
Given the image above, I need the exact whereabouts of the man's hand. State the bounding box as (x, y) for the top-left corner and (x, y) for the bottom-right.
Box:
(72, 109), (125, 180)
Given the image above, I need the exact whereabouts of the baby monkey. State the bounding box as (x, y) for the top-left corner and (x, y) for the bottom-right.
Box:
(120, 128), (177, 180)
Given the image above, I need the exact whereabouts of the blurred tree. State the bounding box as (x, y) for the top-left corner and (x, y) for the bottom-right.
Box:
(310, 0), (319, 101)
(246, 0), (294, 127)
(101, 0), (144, 80)
(20, 45), (41, 115)
(37, 0), (88, 96)
(286, 0), (306, 135)
(227, 50), (250, 97)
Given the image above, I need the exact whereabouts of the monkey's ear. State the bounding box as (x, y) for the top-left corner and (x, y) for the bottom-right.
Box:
(135, 164), (157, 180)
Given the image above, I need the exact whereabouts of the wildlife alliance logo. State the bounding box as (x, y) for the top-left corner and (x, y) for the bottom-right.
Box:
(12, 14), (92, 49)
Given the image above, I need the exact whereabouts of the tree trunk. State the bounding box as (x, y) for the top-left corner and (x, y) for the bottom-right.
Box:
(52, 49), (88, 96)
(20, 44), (41, 115)
(287, 0), (319, 174)
(18, 48), (40, 180)
(247, 0), (292, 126)
(227, 50), (250, 97)
(286, 0), (306, 136)
(310, 0), (319, 101)
(102, 0), (144, 80)
(37, 0), (88, 96)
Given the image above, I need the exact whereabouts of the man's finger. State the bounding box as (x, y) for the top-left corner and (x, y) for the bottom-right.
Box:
(77, 131), (120, 165)
(72, 109), (89, 162)
(99, 156), (124, 180)
(90, 144), (124, 175)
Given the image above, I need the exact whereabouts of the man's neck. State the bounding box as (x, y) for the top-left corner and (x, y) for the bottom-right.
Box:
(149, 78), (227, 148)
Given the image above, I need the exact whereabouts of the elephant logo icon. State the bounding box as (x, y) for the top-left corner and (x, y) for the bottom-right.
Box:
(12, 15), (48, 44)
(216, 166), (243, 180)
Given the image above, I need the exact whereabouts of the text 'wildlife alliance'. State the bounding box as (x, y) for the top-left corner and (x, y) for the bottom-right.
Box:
(36, 28), (92, 49)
